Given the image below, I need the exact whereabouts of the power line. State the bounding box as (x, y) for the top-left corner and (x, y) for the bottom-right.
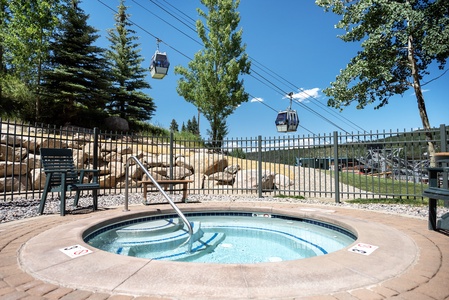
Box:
(97, 0), (363, 134)
(97, 0), (193, 60)
(250, 57), (367, 132)
(145, 0), (367, 133)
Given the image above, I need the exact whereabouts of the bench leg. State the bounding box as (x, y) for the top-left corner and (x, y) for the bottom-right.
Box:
(60, 174), (67, 216)
(143, 183), (148, 204)
(428, 198), (437, 230)
(93, 189), (98, 211)
(182, 183), (188, 203)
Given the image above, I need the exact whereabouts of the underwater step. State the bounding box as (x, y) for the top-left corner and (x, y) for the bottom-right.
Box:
(116, 218), (183, 237)
(117, 221), (202, 251)
(139, 232), (226, 261)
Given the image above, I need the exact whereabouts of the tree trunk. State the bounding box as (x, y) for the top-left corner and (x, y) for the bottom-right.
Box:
(408, 34), (436, 166)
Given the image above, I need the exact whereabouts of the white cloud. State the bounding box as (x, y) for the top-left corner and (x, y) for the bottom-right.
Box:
(251, 97), (264, 103)
(283, 88), (320, 102)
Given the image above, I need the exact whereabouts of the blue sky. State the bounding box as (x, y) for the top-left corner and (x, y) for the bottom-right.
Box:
(81, 0), (448, 139)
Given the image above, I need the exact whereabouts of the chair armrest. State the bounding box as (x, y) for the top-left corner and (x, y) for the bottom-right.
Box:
(427, 167), (449, 173)
(43, 169), (70, 174)
(77, 169), (99, 174)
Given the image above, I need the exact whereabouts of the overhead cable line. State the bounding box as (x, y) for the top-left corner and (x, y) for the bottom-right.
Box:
(248, 94), (316, 136)
(250, 57), (368, 133)
(147, 0), (198, 33)
(97, 0), (352, 134)
(146, 0), (366, 133)
(97, 0), (193, 60)
(249, 68), (350, 133)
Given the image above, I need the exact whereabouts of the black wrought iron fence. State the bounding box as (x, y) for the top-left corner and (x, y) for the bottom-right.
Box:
(1, 118), (447, 203)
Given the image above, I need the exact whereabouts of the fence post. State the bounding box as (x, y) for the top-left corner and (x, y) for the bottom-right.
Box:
(170, 131), (174, 180)
(333, 131), (340, 203)
(93, 127), (99, 210)
(258, 135), (263, 198)
(440, 124), (448, 191)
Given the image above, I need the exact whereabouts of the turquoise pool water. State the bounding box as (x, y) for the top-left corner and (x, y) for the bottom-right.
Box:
(85, 211), (356, 264)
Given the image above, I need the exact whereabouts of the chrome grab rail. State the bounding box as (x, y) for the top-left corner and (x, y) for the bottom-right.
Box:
(124, 156), (193, 252)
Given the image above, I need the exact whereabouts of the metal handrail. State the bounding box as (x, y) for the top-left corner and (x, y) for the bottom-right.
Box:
(124, 156), (193, 252)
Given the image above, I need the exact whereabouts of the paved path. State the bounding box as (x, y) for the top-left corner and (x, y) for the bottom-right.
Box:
(1, 201), (448, 299)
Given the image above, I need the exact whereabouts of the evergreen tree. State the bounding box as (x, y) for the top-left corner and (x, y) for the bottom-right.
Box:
(169, 119), (179, 132)
(186, 119), (193, 133)
(105, 0), (155, 127)
(175, 0), (250, 147)
(190, 115), (200, 135)
(41, 0), (110, 127)
(181, 122), (186, 132)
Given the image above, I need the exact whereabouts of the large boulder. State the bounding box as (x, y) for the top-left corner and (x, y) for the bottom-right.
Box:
(105, 116), (129, 132)
(234, 169), (276, 190)
(194, 152), (228, 175)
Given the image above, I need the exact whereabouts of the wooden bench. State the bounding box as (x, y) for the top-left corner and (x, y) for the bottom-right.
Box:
(140, 179), (193, 203)
(38, 148), (100, 216)
(423, 152), (449, 230)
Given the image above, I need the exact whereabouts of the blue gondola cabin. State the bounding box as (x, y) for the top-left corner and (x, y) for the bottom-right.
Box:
(275, 110), (299, 132)
(150, 51), (170, 79)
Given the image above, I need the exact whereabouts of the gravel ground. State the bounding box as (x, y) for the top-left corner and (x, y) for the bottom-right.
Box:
(1, 193), (448, 224)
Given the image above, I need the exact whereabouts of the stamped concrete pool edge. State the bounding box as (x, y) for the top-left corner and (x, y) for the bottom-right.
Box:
(18, 201), (419, 299)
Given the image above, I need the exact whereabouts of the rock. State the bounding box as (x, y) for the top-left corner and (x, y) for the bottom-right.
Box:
(105, 116), (129, 132)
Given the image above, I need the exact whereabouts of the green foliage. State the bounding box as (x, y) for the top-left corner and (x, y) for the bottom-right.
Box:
(175, 0), (251, 146)
(333, 170), (426, 200)
(186, 115), (200, 135)
(41, 0), (111, 127)
(316, 0), (448, 164)
(173, 130), (205, 147)
(316, 0), (448, 110)
(274, 194), (306, 200)
(136, 122), (169, 136)
(0, 75), (33, 118)
(347, 197), (446, 207)
(0, 0), (64, 121)
(105, 0), (155, 125)
(229, 148), (246, 159)
(170, 119), (179, 132)
(346, 198), (427, 206)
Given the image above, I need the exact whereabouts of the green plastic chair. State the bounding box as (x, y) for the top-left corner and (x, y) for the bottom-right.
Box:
(38, 148), (100, 216)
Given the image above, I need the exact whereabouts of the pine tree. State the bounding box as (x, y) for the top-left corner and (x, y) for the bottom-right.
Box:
(186, 119), (193, 133)
(170, 119), (179, 132)
(41, 0), (111, 127)
(105, 0), (155, 127)
(190, 115), (199, 135)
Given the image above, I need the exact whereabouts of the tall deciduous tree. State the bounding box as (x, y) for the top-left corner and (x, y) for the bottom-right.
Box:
(175, 0), (251, 147)
(0, 0), (63, 120)
(316, 0), (449, 164)
(105, 0), (155, 128)
(42, 0), (111, 127)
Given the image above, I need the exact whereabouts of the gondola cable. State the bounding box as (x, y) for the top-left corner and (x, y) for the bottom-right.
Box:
(146, 0), (367, 133)
(97, 0), (356, 135)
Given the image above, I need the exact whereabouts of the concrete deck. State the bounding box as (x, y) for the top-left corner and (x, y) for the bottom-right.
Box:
(1, 201), (448, 299)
